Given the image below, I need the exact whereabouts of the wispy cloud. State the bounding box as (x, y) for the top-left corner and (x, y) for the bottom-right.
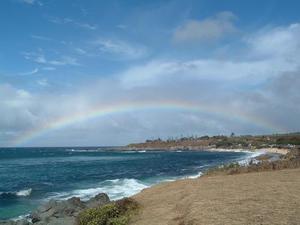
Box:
(30, 35), (52, 41)
(42, 66), (56, 71)
(48, 16), (97, 30)
(116, 24), (127, 30)
(74, 48), (88, 55)
(19, 68), (39, 76)
(48, 56), (79, 66)
(75, 22), (97, 30)
(48, 17), (73, 25)
(92, 38), (148, 60)
(37, 78), (48, 86)
(173, 11), (238, 43)
(20, 0), (43, 6)
(22, 51), (79, 66)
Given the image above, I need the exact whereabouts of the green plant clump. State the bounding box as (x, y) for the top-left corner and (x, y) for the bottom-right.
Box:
(77, 198), (139, 225)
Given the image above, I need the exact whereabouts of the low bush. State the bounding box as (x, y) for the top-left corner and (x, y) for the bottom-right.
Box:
(77, 198), (139, 225)
(205, 149), (300, 176)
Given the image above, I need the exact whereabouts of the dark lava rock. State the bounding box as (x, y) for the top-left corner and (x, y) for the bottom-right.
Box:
(30, 193), (110, 225)
(85, 193), (110, 208)
(1, 193), (110, 225)
(0, 219), (30, 225)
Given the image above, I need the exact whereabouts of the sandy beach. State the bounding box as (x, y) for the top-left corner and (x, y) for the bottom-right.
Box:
(204, 147), (290, 155)
(260, 147), (290, 155)
(131, 168), (300, 225)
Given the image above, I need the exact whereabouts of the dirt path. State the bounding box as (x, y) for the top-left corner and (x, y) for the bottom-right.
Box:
(131, 169), (300, 225)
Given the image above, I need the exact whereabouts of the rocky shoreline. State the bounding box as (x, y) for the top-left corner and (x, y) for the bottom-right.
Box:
(0, 148), (293, 225)
(0, 193), (110, 225)
(124, 146), (290, 155)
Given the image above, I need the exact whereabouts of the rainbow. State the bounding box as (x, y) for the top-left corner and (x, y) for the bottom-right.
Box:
(12, 100), (285, 146)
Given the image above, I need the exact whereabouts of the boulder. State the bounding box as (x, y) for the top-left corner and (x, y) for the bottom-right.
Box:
(31, 197), (85, 225)
(0, 219), (30, 225)
(15, 220), (30, 225)
(30, 193), (110, 225)
(1, 193), (110, 225)
(85, 193), (110, 208)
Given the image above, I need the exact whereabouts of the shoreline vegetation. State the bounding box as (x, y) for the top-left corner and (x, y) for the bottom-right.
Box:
(125, 132), (300, 153)
(1, 132), (300, 225)
(129, 148), (300, 225)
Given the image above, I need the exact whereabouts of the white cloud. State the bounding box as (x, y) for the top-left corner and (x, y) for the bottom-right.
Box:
(35, 55), (47, 63)
(75, 48), (87, 55)
(246, 23), (300, 59)
(30, 35), (52, 41)
(19, 68), (39, 76)
(0, 85), (36, 138)
(48, 56), (79, 66)
(93, 38), (148, 60)
(21, 0), (35, 4)
(117, 24), (127, 29)
(124, 22), (300, 88)
(22, 51), (79, 66)
(20, 0), (43, 6)
(37, 78), (48, 86)
(48, 17), (97, 30)
(173, 11), (237, 43)
(48, 17), (73, 25)
(42, 66), (56, 71)
(2, 22), (300, 146)
(120, 58), (295, 88)
(75, 22), (97, 30)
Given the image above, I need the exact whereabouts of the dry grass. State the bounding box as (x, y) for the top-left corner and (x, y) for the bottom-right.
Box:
(205, 149), (300, 176)
(130, 168), (300, 225)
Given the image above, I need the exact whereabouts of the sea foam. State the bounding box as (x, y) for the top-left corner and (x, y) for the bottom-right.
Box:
(51, 178), (148, 201)
(16, 188), (32, 197)
(0, 188), (32, 198)
(187, 171), (203, 179)
(238, 150), (265, 166)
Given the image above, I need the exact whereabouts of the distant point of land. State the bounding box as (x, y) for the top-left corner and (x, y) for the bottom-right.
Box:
(126, 132), (300, 151)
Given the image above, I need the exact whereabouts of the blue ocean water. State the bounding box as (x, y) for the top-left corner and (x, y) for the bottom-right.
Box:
(0, 147), (251, 220)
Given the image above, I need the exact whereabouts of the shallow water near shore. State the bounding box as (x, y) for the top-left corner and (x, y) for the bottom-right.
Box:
(0, 147), (250, 220)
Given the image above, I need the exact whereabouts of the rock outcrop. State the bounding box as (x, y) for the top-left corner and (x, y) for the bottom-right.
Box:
(0, 193), (110, 225)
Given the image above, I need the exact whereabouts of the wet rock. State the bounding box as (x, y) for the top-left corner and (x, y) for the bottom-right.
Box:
(2, 193), (110, 225)
(31, 193), (110, 225)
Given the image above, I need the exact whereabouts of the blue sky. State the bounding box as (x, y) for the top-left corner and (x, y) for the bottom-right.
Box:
(0, 0), (300, 146)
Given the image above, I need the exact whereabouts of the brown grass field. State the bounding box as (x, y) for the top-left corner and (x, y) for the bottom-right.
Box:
(130, 168), (300, 225)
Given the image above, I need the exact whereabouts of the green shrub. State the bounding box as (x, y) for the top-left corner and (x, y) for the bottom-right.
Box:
(77, 198), (139, 225)
(224, 162), (240, 169)
(205, 149), (300, 176)
(108, 215), (129, 225)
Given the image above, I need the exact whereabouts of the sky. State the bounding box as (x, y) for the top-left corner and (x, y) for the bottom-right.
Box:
(0, 0), (300, 147)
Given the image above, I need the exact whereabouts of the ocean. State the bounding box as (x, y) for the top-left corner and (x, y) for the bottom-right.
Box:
(0, 147), (252, 220)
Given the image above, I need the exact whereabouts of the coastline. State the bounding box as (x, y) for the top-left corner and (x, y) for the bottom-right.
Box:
(1, 148), (297, 225)
(124, 146), (290, 155)
(129, 149), (300, 225)
(126, 133), (299, 154)
(0, 149), (260, 224)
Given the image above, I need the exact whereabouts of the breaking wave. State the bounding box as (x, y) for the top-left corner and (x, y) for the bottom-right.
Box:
(51, 178), (148, 201)
(238, 150), (265, 165)
(0, 188), (32, 199)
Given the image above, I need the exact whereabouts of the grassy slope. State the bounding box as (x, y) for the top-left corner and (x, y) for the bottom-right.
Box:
(130, 168), (300, 225)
